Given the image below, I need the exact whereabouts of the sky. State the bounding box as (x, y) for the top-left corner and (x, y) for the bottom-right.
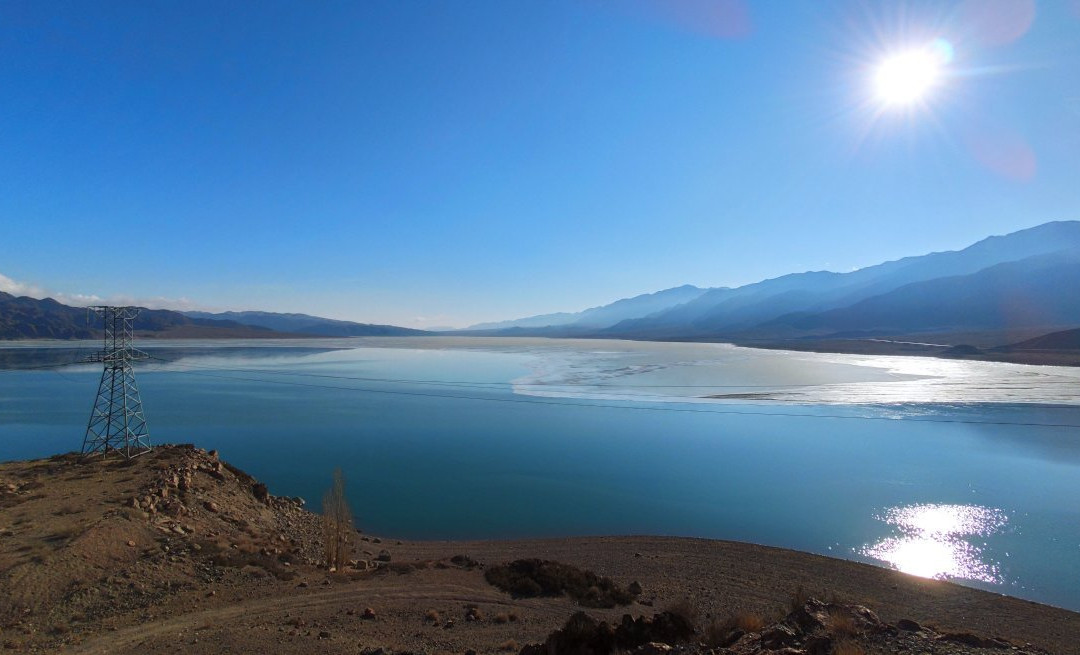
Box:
(1, 1), (1078, 328)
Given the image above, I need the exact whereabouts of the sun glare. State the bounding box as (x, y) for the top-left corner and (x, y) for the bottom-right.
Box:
(874, 48), (941, 106)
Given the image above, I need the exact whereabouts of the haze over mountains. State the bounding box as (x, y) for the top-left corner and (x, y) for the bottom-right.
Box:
(3, 222), (1079, 356)
(467, 284), (709, 331)
(464, 221), (1080, 346)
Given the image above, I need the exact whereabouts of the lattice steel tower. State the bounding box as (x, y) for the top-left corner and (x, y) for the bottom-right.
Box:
(82, 306), (152, 458)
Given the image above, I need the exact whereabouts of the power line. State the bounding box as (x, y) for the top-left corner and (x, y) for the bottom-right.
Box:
(145, 360), (1080, 429)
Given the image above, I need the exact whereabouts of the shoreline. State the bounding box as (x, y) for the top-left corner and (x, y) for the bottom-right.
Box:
(731, 338), (1080, 368)
(4, 332), (1080, 368)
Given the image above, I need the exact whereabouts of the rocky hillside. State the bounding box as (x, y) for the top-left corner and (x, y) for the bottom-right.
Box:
(0, 446), (321, 642)
(519, 596), (1051, 654)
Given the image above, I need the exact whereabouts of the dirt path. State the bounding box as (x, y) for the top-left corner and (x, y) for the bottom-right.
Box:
(70, 572), (580, 654)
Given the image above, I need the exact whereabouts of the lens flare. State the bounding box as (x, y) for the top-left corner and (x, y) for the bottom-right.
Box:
(874, 48), (942, 106)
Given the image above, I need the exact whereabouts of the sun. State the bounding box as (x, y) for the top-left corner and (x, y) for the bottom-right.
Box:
(873, 45), (945, 106)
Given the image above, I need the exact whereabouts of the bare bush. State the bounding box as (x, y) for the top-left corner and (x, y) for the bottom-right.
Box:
(832, 639), (865, 655)
(321, 468), (354, 570)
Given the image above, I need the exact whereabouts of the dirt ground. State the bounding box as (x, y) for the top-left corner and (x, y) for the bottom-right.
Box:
(1, 446), (1077, 654)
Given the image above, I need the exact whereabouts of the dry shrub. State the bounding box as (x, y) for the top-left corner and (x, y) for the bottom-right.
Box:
(493, 612), (510, 624)
(485, 559), (634, 608)
(733, 611), (765, 632)
(704, 611), (764, 647)
(789, 585), (810, 613)
(321, 468), (354, 571)
(829, 608), (857, 638)
(704, 618), (731, 647)
(664, 598), (699, 625)
(508, 609), (520, 622)
(425, 609), (440, 623)
(832, 639), (865, 655)
(498, 639), (519, 652)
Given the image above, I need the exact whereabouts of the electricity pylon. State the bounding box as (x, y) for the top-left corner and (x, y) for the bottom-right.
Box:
(82, 306), (152, 458)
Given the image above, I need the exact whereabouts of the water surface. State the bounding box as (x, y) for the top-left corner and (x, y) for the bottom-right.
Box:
(1, 337), (1078, 610)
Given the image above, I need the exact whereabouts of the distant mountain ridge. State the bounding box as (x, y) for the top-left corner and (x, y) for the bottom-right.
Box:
(1001, 326), (1080, 351)
(7, 221), (1079, 348)
(0, 296), (427, 340)
(182, 311), (429, 337)
(469, 221), (1080, 345)
(752, 250), (1080, 337)
(602, 221), (1080, 339)
(466, 284), (710, 331)
(0, 293), (280, 340)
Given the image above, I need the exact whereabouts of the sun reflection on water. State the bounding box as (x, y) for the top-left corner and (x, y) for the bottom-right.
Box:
(862, 504), (1008, 582)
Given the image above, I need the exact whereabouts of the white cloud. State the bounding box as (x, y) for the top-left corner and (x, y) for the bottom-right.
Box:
(0, 272), (49, 298)
(0, 271), (206, 312)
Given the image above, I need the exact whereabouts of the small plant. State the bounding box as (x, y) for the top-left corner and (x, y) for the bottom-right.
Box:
(704, 611), (764, 647)
(425, 609), (440, 623)
(832, 639), (865, 655)
(498, 639), (518, 652)
(704, 617), (731, 647)
(829, 608), (857, 638)
(485, 559), (634, 608)
(789, 585), (810, 613)
(664, 598), (699, 625)
(321, 468), (355, 571)
(733, 611), (765, 632)
(493, 612), (510, 624)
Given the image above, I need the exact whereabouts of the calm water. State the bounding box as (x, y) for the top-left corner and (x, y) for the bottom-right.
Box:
(2, 337), (1079, 611)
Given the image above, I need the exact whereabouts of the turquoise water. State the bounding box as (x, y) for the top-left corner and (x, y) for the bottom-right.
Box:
(1, 339), (1079, 611)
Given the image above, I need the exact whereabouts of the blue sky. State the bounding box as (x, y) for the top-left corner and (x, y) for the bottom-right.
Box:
(1, 1), (1078, 328)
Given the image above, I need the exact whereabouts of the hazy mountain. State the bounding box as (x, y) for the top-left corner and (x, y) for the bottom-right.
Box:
(1002, 327), (1080, 351)
(467, 311), (581, 331)
(0, 293), (279, 340)
(183, 310), (429, 337)
(467, 284), (710, 331)
(750, 250), (1080, 337)
(999, 326), (1080, 351)
(602, 221), (1080, 339)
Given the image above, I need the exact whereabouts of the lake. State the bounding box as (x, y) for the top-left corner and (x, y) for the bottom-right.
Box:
(1, 337), (1079, 610)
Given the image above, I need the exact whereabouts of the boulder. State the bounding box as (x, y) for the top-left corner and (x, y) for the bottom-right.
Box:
(761, 624), (798, 649)
(897, 619), (921, 632)
(252, 482), (269, 502)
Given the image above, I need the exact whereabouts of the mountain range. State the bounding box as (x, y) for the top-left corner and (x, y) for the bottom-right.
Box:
(4, 221), (1080, 361)
(0, 295), (428, 340)
(467, 284), (709, 331)
(182, 311), (428, 337)
(0, 293), (284, 340)
(462, 221), (1080, 352)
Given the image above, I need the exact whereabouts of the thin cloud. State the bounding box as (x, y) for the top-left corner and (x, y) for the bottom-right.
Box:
(0, 271), (205, 312)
